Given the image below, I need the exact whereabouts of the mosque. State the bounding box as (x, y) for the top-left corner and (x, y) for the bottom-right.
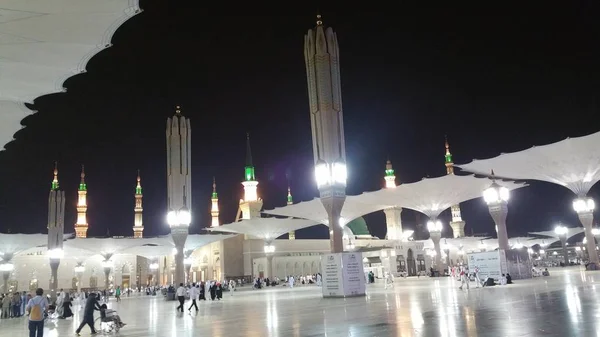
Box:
(2, 16), (579, 295)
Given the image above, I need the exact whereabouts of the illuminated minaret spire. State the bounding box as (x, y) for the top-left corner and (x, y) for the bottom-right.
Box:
(51, 162), (59, 191)
(211, 177), (220, 227)
(133, 170), (144, 238)
(236, 133), (263, 222)
(74, 165), (88, 238)
(384, 159), (396, 188)
(445, 137), (465, 237)
(383, 159), (403, 240)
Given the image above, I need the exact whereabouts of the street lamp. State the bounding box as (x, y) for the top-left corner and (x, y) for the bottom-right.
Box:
(554, 225), (569, 267)
(427, 219), (443, 275)
(315, 158), (347, 253)
(573, 197), (598, 267)
(483, 172), (510, 251)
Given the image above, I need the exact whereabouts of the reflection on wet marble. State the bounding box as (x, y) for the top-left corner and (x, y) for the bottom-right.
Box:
(1, 267), (599, 336)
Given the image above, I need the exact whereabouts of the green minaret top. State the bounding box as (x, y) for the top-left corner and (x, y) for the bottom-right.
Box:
(287, 186), (293, 205)
(244, 133), (255, 181)
(51, 162), (59, 191)
(212, 177), (218, 199)
(445, 136), (453, 164)
(136, 170), (142, 195)
(385, 159), (395, 177)
(79, 165), (87, 191)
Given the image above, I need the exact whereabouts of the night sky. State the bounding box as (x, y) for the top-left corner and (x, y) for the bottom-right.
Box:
(0, 3), (598, 240)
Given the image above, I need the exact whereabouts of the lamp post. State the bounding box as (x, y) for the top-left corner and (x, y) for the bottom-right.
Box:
(47, 248), (63, 303)
(315, 159), (347, 253)
(263, 242), (275, 279)
(167, 208), (191, 285)
(555, 225), (569, 267)
(0, 262), (14, 293)
(483, 173), (510, 251)
(592, 228), (600, 251)
(102, 259), (112, 291)
(573, 197), (599, 266)
(74, 264), (85, 301)
(427, 219), (443, 274)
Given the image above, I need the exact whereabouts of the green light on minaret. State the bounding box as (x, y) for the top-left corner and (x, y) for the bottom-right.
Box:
(287, 187), (293, 204)
(445, 137), (453, 163)
(51, 162), (59, 191)
(385, 168), (395, 176)
(212, 177), (218, 199)
(244, 133), (256, 181)
(135, 170), (142, 195)
(79, 165), (87, 191)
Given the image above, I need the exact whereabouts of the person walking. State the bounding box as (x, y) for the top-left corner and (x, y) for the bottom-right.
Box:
(26, 288), (48, 337)
(115, 286), (121, 302)
(188, 283), (199, 312)
(458, 267), (470, 290)
(175, 283), (186, 312)
(75, 293), (100, 335)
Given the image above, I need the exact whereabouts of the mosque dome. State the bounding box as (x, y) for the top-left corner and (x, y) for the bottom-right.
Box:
(346, 217), (371, 236)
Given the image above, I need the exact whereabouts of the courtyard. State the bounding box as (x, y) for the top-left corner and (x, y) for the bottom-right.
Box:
(0, 267), (598, 337)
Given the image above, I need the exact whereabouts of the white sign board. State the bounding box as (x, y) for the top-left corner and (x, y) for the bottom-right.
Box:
(321, 252), (366, 298)
(467, 250), (507, 281)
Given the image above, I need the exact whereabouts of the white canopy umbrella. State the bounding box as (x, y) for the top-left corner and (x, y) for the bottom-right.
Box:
(0, 0), (141, 148)
(529, 228), (584, 241)
(357, 174), (526, 218)
(262, 197), (389, 226)
(457, 131), (600, 196)
(0, 234), (49, 261)
(209, 218), (320, 242)
(185, 233), (236, 251)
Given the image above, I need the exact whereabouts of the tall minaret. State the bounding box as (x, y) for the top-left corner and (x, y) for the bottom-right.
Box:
(236, 133), (263, 221)
(166, 105), (191, 286)
(47, 162), (65, 301)
(445, 137), (466, 237)
(74, 165), (88, 238)
(133, 170), (144, 238)
(383, 160), (403, 240)
(211, 177), (220, 227)
(287, 185), (296, 240)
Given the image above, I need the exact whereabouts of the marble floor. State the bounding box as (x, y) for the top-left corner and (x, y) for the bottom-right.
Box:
(1, 267), (599, 336)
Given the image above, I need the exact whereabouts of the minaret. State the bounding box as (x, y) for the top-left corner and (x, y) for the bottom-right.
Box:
(236, 133), (263, 221)
(74, 165), (88, 238)
(47, 162), (65, 302)
(287, 186), (296, 240)
(383, 160), (403, 240)
(445, 137), (466, 237)
(211, 177), (220, 227)
(166, 105), (191, 286)
(133, 170), (144, 238)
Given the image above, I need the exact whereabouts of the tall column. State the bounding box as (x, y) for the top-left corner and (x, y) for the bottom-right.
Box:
(430, 232), (442, 274)
(488, 202), (509, 251)
(384, 207), (403, 240)
(47, 162), (65, 302)
(573, 196), (599, 266)
(559, 236), (569, 266)
(305, 16), (347, 253)
(266, 255), (273, 279)
(104, 266), (111, 290)
(1, 271), (9, 293)
(166, 106), (192, 286)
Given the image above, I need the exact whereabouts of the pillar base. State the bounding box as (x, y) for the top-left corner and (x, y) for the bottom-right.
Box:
(321, 252), (366, 298)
